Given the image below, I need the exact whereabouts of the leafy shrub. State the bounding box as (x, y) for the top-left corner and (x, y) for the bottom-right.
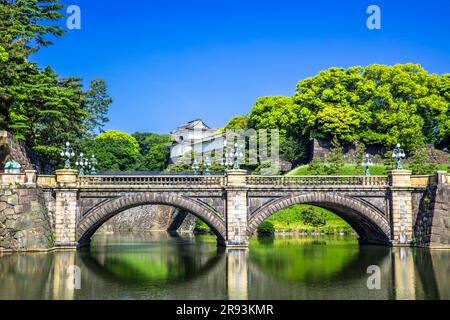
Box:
(257, 221), (275, 235)
(300, 207), (327, 227)
(253, 160), (280, 175)
(307, 158), (327, 175)
(194, 219), (210, 233)
(409, 146), (437, 175)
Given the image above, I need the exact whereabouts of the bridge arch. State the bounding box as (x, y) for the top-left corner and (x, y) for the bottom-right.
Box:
(77, 192), (226, 246)
(248, 193), (390, 245)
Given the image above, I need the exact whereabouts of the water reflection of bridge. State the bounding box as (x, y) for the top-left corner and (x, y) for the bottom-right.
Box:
(48, 241), (450, 299)
(0, 236), (448, 300)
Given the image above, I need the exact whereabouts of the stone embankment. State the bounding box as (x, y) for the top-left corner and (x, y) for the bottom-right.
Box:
(0, 185), (52, 251)
(97, 205), (195, 233)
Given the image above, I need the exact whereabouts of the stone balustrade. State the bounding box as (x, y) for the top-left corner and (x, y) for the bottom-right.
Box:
(36, 175), (57, 188)
(1, 173), (442, 189)
(0, 173), (433, 189)
(0, 170), (37, 185)
(246, 175), (389, 187)
(410, 175), (437, 187)
(78, 175), (226, 188)
(0, 173), (26, 185)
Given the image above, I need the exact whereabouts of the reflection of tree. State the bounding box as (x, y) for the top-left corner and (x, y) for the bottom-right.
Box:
(249, 237), (390, 284)
(256, 235), (274, 245)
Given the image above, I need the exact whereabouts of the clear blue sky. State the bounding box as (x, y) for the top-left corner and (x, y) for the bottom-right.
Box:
(32, 0), (450, 135)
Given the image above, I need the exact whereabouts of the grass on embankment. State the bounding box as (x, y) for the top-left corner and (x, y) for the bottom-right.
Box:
(287, 163), (450, 176)
(288, 164), (386, 176)
(263, 205), (354, 234)
(194, 205), (354, 235)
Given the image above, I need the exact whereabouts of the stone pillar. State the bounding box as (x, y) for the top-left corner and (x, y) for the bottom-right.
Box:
(392, 247), (416, 300)
(226, 249), (248, 300)
(436, 170), (448, 185)
(54, 169), (79, 248)
(24, 169), (37, 185)
(225, 170), (248, 247)
(389, 170), (413, 246)
(50, 251), (78, 300)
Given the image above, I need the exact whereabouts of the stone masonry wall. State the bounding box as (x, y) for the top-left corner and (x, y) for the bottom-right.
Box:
(0, 185), (52, 251)
(414, 183), (450, 248)
(168, 209), (197, 232)
(0, 131), (33, 170)
(98, 205), (196, 233)
(311, 137), (449, 165)
(0, 130), (54, 173)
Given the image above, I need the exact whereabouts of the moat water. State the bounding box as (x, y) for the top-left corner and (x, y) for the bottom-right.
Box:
(0, 233), (449, 300)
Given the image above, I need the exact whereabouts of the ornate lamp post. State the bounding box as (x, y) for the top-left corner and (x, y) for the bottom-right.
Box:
(392, 143), (406, 170)
(223, 152), (233, 170)
(89, 155), (98, 175)
(204, 157), (211, 176)
(222, 140), (233, 170)
(75, 153), (89, 176)
(362, 153), (374, 176)
(60, 141), (75, 169)
(232, 142), (244, 170)
(192, 159), (200, 175)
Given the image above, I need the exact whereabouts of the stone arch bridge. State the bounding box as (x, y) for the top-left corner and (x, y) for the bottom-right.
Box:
(30, 169), (449, 249)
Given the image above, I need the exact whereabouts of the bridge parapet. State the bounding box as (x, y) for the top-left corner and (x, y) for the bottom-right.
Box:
(36, 175), (57, 188)
(410, 175), (437, 187)
(0, 170), (37, 186)
(0, 173), (26, 185)
(77, 174), (226, 188)
(246, 175), (389, 187)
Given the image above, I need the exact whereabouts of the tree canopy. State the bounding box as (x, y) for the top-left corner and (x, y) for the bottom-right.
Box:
(88, 131), (140, 172)
(0, 0), (112, 168)
(132, 132), (172, 171)
(132, 132), (172, 156)
(224, 115), (249, 130)
(247, 64), (450, 154)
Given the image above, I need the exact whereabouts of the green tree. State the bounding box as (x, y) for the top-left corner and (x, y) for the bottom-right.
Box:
(252, 160), (280, 176)
(325, 136), (345, 175)
(88, 131), (140, 172)
(84, 79), (113, 136)
(383, 149), (396, 170)
(236, 63), (450, 170)
(280, 135), (309, 165)
(437, 74), (450, 148)
(248, 96), (297, 132)
(353, 141), (366, 174)
(132, 132), (172, 156)
(0, 0), (113, 170)
(0, 0), (65, 126)
(136, 143), (171, 171)
(7, 66), (88, 161)
(307, 157), (327, 175)
(194, 219), (210, 234)
(166, 151), (197, 172)
(257, 221), (275, 235)
(0, 46), (8, 62)
(225, 115), (249, 130)
(300, 207), (327, 228)
(409, 145), (437, 175)
(292, 64), (450, 151)
(293, 66), (366, 143)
